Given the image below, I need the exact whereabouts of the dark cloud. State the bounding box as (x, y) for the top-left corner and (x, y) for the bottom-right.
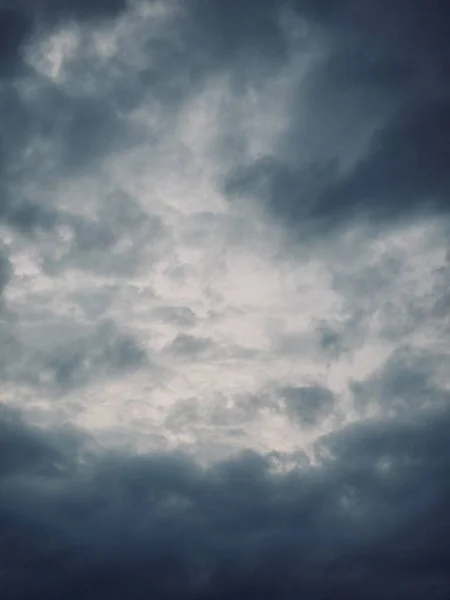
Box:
(281, 384), (335, 427)
(152, 306), (197, 328)
(1, 2), (449, 598)
(0, 406), (73, 479)
(168, 333), (216, 358)
(41, 319), (147, 390)
(2, 0), (449, 241)
(0, 7), (31, 75)
(40, 192), (163, 277)
(0, 0), (273, 241)
(223, 0), (450, 234)
(0, 0), (126, 29)
(1, 404), (450, 598)
(0, 251), (19, 380)
(165, 393), (274, 442)
(0, 250), (12, 296)
(0, 84), (144, 237)
(51, 96), (137, 172)
(430, 263), (450, 323)
(0, 0), (141, 249)
(69, 285), (119, 320)
(316, 320), (364, 361)
(312, 99), (450, 225)
(188, 0), (288, 70)
(0, 319), (147, 391)
(164, 398), (201, 434)
(352, 346), (450, 417)
(322, 237), (450, 357)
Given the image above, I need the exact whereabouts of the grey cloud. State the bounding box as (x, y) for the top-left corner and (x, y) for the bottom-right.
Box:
(0, 250), (19, 377)
(168, 333), (216, 358)
(318, 325), (342, 355)
(1, 318), (146, 391)
(163, 392), (281, 461)
(164, 393), (272, 443)
(325, 236), (450, 354)
(166, 334), (254, 363)
(53, 96), (138, 172)
(0, 250), (12, 296)
(208, 393), (268, 428)
(0, 0), (226, 274)
(40, 192), (163, 277)
(0, 4), (143, 247)
(0, 2), (449, 598)
(223, 0), (450, 235)
(0, 0), (129, 156)
(0, 7), (31, 76)
(315, 320), (367, 362)
(0, 0), (126, 28)
(3, 79), (142, 191)
(0, 406), (73, 479)
(188, 0), (288, 71)
(1, 0), (449, 244)
(0, 325), (21, 382)
(0, 252), (15, 379)
(40, 319), (147, 390)
(352, 346), (450, 417)
(6, 186), (160, 280)
(152, 306), (197, 328)
(164, 398), (200, 434)
(430, 263), (450, 322)
(281, 384), (335, 427)
(0, 0), (283, 244)
(0, 90), (133, 247)
(1, 403), (450, 598)
(273, 317), (365, 366)
(69, 285), (119, 320)
(314, 100), (450, 225)
(272, 330), (312, 357)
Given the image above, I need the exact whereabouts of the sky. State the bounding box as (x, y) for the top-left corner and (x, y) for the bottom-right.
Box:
(1, 0), (450, 597)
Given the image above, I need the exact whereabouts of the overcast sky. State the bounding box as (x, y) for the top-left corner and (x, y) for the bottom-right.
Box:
(1, 1), (450, 598)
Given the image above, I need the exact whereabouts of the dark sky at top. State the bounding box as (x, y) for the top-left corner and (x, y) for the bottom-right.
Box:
(1, 1), (450, 598)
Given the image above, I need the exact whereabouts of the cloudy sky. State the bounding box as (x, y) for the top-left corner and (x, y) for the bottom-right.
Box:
(1, 0), (450, 597)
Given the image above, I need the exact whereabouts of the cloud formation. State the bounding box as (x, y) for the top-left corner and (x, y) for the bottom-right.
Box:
(2, 403), (450, 599)
(1, 0), (449, 597)
(224, 0), (450, 234)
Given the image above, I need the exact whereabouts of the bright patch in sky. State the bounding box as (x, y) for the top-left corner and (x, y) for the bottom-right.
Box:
(2, 7), (449, 462)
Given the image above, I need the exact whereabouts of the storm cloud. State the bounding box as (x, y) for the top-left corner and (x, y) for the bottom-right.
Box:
(2, 403), (450, 599)
(1, 0), (449, 598)
(223, 0), (450, 235)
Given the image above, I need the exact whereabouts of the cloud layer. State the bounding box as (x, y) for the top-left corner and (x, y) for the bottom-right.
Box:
(1, 0), (450, 597)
